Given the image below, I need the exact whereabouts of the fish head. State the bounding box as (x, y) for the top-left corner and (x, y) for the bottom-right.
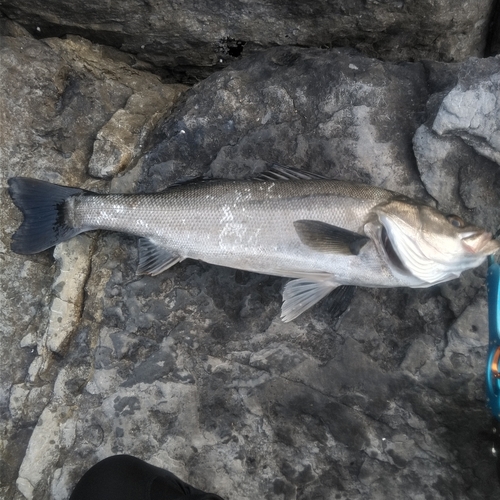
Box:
(374, 199), (500, 284)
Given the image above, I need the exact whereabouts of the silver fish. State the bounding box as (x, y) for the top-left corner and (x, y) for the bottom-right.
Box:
(8, 166), (500, 322)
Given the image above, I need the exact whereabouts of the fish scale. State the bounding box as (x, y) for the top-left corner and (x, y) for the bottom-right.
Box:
(69, 180), (392, 278)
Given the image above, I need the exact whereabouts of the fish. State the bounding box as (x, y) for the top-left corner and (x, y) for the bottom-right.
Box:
(8, 166), (500, 322)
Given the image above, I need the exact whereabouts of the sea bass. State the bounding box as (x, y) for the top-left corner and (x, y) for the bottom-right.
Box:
(8, 167), (500, 322)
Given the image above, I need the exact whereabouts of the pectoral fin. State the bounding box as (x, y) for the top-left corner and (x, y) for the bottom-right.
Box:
(137, 238), (182, 276)
(281, 277), (338, 322)
(294, 220), (369, 255)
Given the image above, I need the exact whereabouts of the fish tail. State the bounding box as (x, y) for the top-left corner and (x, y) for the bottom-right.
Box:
(8, 177), (87, 254)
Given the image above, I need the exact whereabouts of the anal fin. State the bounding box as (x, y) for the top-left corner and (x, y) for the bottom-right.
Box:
(281, 276), (338, 322)
(137, 238), (182, 276)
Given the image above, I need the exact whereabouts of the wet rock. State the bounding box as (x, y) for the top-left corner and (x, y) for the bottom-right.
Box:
(0, 0), (496, 80)
(2, 35), (500, 500)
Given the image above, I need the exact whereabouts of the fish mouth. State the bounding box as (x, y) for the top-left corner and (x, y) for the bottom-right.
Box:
(462, 230), (499, 254)
(381, 225), (409, 274)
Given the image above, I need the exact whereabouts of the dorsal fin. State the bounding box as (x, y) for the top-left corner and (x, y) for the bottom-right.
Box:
(163, 165), (328, 190)
(252, 165), (329, 182)
(167, 175), (207, 189)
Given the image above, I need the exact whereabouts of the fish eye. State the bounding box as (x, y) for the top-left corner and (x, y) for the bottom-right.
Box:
(447, 214), (465, 228)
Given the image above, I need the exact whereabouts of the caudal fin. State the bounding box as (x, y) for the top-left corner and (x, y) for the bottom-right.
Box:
(8, 177), (86, 254)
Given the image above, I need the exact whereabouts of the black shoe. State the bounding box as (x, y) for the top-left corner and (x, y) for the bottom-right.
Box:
(69, 455), (224, 500)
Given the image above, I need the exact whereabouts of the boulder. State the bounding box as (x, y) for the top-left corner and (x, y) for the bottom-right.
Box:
(0, 0), (497, 81)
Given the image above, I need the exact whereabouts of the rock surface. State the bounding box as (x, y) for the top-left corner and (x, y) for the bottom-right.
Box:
(140, 47), (430, 199)
(2, 27), (500, 500)
(433, 56), (500, 167)
(0, 32), (186, 499)
(0, 0), (498, 81)
(414, 57), (500, 233)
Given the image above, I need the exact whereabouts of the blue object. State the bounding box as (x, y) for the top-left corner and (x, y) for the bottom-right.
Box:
(487, 256), (500, 420)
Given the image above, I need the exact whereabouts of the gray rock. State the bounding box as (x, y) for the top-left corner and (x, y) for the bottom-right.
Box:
(2, 33), (500, 500)
(141, 47), (430, 201)
(433, 56), (500, 166)
(37, 36), (187, 180)
(0, 30), (185, 500)
(0, 0), (496, 81)
(413, 57), (500, 240)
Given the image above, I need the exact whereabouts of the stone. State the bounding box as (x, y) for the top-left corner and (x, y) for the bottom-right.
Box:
(140, 47), (430, 202)
(88, 87), (186, 179)
(0, 0), (497, 81)
(413, 58), (500, 236)
(0, 28), (186, 500)
(2, 31), (500, 500)
(39, 36), (187, 179)
(27, 235), (93, 383)
(433, 56), (500, 166)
